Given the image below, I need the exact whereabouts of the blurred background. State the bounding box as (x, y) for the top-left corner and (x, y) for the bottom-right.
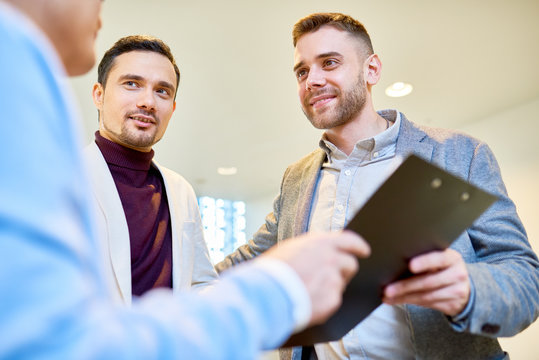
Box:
(70, 1), (539, 358)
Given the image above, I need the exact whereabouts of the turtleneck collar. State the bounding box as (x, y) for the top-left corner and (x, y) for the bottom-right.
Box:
(94, 131), (154, 171)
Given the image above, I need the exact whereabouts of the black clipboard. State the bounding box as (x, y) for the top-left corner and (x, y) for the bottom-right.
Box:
(284, 154), (497, 347)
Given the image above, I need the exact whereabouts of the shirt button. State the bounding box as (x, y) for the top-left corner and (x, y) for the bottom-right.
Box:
(373, 151), (379, 158)
(336, 204), (344, 212)
(344, 169), (351, 176)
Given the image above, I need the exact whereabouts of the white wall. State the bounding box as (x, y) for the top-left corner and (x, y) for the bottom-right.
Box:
(244, 97), (539, 359)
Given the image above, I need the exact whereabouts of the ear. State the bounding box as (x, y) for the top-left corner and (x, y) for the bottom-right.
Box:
(173, 101), (176, 112)
(364, 54), (382, 86)
(92, 82), (105, 109)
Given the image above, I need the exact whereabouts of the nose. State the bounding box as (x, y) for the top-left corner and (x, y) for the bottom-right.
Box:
(137, 88), (156, 111)
(305, 68), (326, 91)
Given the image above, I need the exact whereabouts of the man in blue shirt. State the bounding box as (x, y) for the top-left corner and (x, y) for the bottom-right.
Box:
(0, 2), (371, 358)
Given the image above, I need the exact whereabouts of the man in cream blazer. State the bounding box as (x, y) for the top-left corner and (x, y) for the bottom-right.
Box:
(84, 35), (217, 304)
(85, 142), (217, 304)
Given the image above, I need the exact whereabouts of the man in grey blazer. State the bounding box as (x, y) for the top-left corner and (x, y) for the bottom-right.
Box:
(216, 13), (539, 359)
(85, 35), (218, 304)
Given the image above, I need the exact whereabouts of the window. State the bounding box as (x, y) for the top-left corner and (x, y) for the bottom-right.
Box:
(198, 196), (246, 264)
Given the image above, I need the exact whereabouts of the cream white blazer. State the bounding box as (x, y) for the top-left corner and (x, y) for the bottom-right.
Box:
(84, 143), (217, 304)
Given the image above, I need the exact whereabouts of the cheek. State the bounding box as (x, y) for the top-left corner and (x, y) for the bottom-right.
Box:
(298, 86), (306, 102)
(105, 92), (130, 112)
(157, 119), (171, 138)
(102, 100), (125, 127)
(157, 103), (174, 127)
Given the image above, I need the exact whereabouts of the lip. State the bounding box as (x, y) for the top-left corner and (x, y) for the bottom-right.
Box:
(309, 94), (336, 108)
(128, 114), (156, 128)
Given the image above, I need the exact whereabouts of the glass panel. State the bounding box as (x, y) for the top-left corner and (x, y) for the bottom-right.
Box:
(198, 196), (246, 264)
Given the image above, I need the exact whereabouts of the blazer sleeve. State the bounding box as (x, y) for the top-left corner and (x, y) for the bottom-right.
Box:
(214, 168), (290, 273)
(450, 142), (539, 337)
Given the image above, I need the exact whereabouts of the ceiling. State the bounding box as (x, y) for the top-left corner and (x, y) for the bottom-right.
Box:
(70, 0), (539, 201)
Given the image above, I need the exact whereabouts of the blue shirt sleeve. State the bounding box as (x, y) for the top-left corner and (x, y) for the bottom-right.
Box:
(0, 4), (296, 359)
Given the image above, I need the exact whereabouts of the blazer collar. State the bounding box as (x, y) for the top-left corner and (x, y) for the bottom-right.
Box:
(85, 142), (132, 303)
(293, 149), (326, 235)
(395, 112), (434, 161)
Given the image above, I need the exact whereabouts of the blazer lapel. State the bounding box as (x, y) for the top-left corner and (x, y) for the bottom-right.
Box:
(395, 113), (434, 161)
(153, 161), (184, 293)
(293, 149), (326, 236)
(84, 143), (132, 303)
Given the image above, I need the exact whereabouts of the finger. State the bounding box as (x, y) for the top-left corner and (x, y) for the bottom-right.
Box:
(335, 230), (371, 258)
(384, 265), (462, 298)
(409, 248), (461, 274)
(336, 253), (359, 283)
(383, 282), (469, 316)
(385, 281), (462, 304)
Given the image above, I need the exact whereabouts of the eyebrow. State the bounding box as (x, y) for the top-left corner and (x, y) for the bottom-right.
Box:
(293, 51), (343, 72)
(118, 74), (176, 93)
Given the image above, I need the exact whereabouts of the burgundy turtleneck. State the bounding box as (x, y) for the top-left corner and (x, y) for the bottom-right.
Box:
(94, 131), (172, 296)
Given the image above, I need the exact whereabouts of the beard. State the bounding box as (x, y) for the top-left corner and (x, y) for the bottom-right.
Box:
(302, 74), (367, 130)
(102, 111), (161, 150)
(118, 123), (158, 149)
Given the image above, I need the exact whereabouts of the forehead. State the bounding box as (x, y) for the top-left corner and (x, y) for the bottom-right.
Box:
(108, 51), (176, 84)
(294, 26), (360, 64)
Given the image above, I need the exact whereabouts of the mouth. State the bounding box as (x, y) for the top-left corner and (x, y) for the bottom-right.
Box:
(128, 114), (156, 128)
(309, 94), (336, 109)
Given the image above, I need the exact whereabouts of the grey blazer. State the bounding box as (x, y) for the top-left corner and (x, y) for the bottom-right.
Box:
(216, 111), (539, 360)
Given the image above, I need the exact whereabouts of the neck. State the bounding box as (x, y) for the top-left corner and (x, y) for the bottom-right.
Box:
(95, 131), (154, 170)
(324, 104), (387, 156)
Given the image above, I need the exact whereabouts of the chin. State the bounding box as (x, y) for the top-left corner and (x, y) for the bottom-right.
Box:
(309, 121), (328, 130)
(308, 114), (335, 129)
(66, 54), (96, 76)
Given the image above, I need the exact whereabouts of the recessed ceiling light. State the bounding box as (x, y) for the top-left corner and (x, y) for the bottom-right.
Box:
(385, 82), (413, 97)
(217, 167), (237, 176)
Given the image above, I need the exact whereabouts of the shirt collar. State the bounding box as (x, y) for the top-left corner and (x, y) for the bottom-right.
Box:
(319, 109), (401, 163)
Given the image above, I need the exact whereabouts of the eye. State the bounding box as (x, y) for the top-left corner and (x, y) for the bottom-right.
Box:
(156, 88), (172, 97)
(323, 59), (338, 68)
(296, 68), (308, 81)
(124, 80), (138, 88)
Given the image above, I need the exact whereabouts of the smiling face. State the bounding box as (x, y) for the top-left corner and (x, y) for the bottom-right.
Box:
(294, 26), (368, 130)
(93, 51), (177, 152)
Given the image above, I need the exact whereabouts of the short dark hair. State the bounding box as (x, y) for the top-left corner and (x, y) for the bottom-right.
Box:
(97, 35), (181, 99)
(292, 13), (373, 55)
